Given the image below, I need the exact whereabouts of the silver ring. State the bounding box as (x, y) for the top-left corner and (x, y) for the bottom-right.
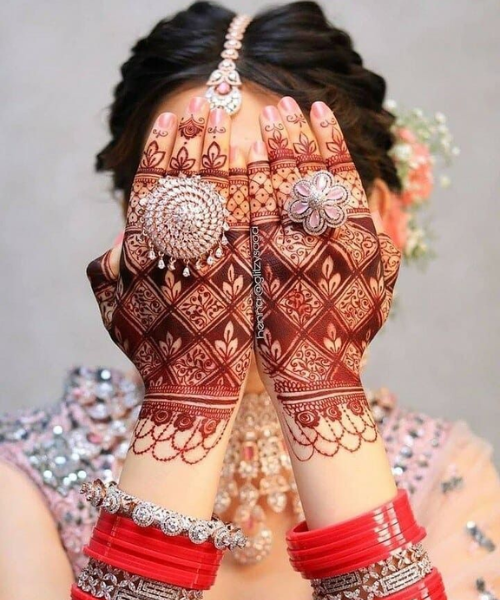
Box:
(286, 170), (349, 236)
(139, 174), (229, 276)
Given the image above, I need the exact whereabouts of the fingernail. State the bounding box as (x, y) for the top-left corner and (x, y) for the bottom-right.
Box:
(279, 96), (299, 112)
(188, 96), (208, 113)
(252, 140), (266, 155)
(210, 107), (226, 126)
(311, 101), (329, 119)
(262, 105), (280, 121)
(157, 112), (175, 129)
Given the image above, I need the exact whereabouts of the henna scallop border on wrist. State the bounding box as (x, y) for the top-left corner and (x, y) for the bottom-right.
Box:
(81, 479), (247, 551)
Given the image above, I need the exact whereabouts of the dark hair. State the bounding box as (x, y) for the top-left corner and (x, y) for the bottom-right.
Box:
(96, 1), (402, 211)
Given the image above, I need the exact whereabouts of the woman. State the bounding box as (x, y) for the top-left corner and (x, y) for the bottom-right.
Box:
(0, 3), (498, 600)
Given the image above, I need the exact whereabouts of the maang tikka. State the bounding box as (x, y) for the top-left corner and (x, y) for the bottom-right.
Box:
(205, 14), (252, 115)
(139, 15), (252, 278)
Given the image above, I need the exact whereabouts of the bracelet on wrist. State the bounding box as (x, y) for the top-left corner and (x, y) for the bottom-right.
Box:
(81, 479), (247, 551)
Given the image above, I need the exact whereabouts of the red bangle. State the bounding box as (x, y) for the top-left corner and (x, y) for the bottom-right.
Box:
(85, 512), (222, 590)
(287, 490), (412, 550)
(290, 524), (426, 578)
(95, 512), (220, 562)
(71, 585), (93, 600)
(288, 511), (419, 560)
(286, 490), (431, 581)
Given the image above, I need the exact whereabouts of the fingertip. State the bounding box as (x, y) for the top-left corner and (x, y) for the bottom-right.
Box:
(248, 140), (268, 163)
(155, 112), (177, 130)
(188, 96), (209, 113)
(310, 101), (331, 120)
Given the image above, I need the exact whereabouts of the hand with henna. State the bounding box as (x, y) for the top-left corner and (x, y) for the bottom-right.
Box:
(248, 96), (402, 462)
(86, 97), (253, 466)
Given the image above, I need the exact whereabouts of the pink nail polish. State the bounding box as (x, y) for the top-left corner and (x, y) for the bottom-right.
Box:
(262, 105), (280, 121)
(157, 112), (175, 128)
(311, 101), (329, 119)
(188, 96), (208, 113)
(210, 107), (226, 125)
(279, 96), (299, 112)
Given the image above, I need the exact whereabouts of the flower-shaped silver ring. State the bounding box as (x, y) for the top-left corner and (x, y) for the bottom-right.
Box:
(139, 174), (229, 277)
(286, 170), (349, 235)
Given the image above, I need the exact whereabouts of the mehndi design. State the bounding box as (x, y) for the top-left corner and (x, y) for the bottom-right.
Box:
(86, 102), (254, 464)
(248, 97), (402, 461)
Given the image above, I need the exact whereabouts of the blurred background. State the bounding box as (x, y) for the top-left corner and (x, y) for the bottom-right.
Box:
(0, 0), (499, 463)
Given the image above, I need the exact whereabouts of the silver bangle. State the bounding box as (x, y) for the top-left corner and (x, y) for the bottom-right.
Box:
(311, 543), (433, 600)
(81, 479), (247, 551)
(78, 558), (203, 600)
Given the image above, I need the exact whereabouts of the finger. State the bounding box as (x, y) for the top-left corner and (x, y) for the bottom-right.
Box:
(227, 145), (249, 228)
(167, 96), (210, 176)
(121, 112), (177, 277)
(370, 209), (402, 294)
(86, 248), (119, 330)
(310, 101), (354, 172)
(127, 111), (177, 228)
(248, 140), (279, 228)
(378, 232), (402, 295)
(277, 96), (324, 176)
(200, 107), (231, 199)
(86, 248), (118, 288)
(310, 100), (368, 212)
(259, 105), (298, 219)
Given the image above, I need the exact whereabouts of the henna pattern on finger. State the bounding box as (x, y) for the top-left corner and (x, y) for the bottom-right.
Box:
(169, 146), (196, 173)
(207, 125), (227, 137)
(152, 128), (169, 139)
(200, 141), (229, 193)
(286, 113), (307, 127)
(249, 132), (402, 461)
(178, 114), (205, 139)
(87, 137), (253, 464)
(138, 141), (166, 176)
(320, 118), (355, 173)
(292, 132), (323, 169)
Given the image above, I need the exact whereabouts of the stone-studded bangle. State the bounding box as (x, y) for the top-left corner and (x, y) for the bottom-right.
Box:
(311, 543), (433, 600)
(81, 479), (247, 551)
(73, 557), (203, 600)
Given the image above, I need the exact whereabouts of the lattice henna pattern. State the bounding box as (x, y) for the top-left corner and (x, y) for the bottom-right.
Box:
(249, 100), (402, 460)
(87, 119), (253, 464)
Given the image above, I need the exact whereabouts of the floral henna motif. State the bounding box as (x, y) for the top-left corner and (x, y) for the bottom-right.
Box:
(87, 123), (253, 464)
(249, 105), (402, 461)
(168, 146), (196, 173)
(139, 141), (167, 176)
(320, 117), (353, 172)
(178, 114), (205, 139)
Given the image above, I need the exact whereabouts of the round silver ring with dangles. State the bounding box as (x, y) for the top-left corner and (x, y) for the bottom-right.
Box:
(139, 174), (230, 276)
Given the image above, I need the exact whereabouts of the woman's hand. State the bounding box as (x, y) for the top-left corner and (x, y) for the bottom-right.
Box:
(248, 97), (401, 461)
(86, 97), (253, 465)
